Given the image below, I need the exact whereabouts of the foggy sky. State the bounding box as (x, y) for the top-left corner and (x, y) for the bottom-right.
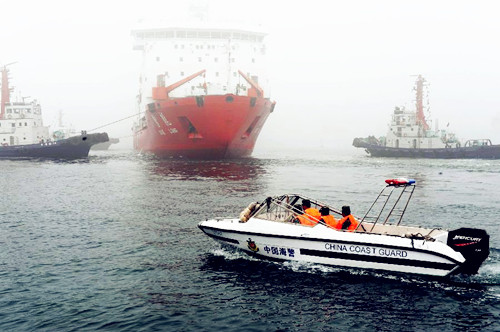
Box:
(1, 0), (499, 153)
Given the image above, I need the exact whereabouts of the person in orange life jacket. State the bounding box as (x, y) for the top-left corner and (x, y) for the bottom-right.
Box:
(338, 205), (359, 231)
(319, 206), (338, 228)
(293, 204), (317, 226)
(301, 199), (321, 224)
(293, 199), (319, 226)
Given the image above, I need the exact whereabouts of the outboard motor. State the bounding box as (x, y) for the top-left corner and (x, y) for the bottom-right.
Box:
(447, 228), (489, 274)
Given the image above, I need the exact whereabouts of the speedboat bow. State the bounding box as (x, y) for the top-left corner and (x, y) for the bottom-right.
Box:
(198, 179), (490, 277)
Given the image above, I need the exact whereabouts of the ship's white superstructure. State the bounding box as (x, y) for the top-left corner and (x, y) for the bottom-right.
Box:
(131, 20), (270, 111)
(384, 106), (457, 149)
(0, 99), (50, 146)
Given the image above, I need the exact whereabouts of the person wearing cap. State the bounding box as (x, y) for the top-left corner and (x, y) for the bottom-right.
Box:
(301, 199), (321, 225)
(337, 205), (359, 231)
(319, 206), (338, 229)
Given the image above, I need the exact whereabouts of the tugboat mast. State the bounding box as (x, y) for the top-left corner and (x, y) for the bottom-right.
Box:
(415, 74), (430, 130)
(0, 62), (17, 120)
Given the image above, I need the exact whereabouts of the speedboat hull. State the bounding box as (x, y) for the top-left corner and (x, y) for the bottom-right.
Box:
(199, 218), (468, 277)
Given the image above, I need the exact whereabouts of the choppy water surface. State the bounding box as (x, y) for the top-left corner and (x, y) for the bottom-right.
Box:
(1, 149), (499, 331)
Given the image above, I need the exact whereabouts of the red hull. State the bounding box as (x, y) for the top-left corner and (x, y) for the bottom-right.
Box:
(133, 94), (275, 158)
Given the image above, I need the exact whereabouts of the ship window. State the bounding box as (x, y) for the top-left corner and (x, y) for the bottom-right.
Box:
(179, 57), (183, 62)
(7, 109), (11, 113)
(156, 57), (160, 62)
(166, 31), (174, 38)
(216, 72), (219, 77)
(11, 123), (15, 127)
(181, 72), (184, 76)
(187, 31), (197, 38)
(214, 57), (218, 62)
(177, 31), (186, 38)
(221, 32), (230, 39)
(199, 31), (209, 38)
(198, 57), (202, 62)
(19, 123), (22, 127)
(252, 58), (255, 63)
(233, 72), (237, 77)
(25, 122), (27, 126)
(211, 32), (221, 38)
(175, 44), (178, 49)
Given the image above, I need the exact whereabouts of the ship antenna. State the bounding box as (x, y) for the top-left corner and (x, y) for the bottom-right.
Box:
(415, 74), (430, 130)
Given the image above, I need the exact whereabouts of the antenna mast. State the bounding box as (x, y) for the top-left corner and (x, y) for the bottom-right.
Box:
(415, 74), (430, 130)
(1, 62), (17, 120)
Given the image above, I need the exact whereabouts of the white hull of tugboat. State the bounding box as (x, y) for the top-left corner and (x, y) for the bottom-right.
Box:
(199, 218), (465, 277)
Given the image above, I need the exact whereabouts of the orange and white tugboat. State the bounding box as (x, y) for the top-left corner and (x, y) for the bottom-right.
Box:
(353, 75), (500, 159)
(131, 19), (276, 159)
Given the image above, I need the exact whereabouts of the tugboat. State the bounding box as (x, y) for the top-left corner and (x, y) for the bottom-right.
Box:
(353, 75), (500, 159)
(0, 64), (108, 159)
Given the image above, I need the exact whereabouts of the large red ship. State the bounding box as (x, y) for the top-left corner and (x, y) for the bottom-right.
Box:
(131, 21), (276, 158)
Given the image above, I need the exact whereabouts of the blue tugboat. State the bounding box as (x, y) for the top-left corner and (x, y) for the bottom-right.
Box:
(353, 75), (500, 159)
(0, 64), (108, 159)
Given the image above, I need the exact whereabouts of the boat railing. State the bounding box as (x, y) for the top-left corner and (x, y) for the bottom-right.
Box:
(464, 139), (492, 147)
(357, 181), (416, 233)
(249, 192), (445, 239)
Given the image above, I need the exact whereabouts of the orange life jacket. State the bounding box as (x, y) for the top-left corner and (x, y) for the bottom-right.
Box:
(304, 207), (321, 222)
(296, 214), (317, 226)
(320, 215), (338, 228)
(338, 214), (359, 231)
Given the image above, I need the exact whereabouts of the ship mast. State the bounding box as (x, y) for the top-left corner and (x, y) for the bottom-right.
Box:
(0, 62), (16, 120)
(415, 74), (430, 130)
(1, 66), (10, 120)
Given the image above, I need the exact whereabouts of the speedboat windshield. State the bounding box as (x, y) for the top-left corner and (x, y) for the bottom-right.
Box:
(251, 194), (341, 225)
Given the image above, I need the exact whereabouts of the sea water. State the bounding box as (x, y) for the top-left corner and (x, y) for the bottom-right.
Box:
(0, 149), (499, 331)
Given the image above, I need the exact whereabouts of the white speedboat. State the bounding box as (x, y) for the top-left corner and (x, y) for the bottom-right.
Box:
(198, 179), (490, 277)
